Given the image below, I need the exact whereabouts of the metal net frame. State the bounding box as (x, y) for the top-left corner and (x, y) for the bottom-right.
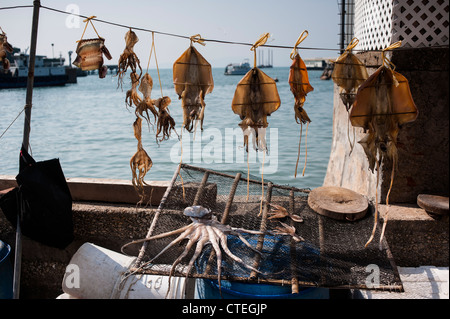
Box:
(127, 163), (403, 292)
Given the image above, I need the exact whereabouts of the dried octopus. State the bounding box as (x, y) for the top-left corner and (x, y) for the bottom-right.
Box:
(0, 28), (13, 70)
(173, 43), (214, 132)
(136, 72), (158, 125)
(122, 205), (302, 298)
(130, 117), (153, 202)
(289, 48), (314, 177)
(117, 29), (142, 88)
(350, 41), (418, 248)
(154, 96), (176, 143)
(125, 71), (142, 109)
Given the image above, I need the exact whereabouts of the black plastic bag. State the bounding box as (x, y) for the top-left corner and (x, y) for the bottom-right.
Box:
(0, 148), (73, 249)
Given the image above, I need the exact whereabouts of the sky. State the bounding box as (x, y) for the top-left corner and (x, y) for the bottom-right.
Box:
(1, 0), (341, 68)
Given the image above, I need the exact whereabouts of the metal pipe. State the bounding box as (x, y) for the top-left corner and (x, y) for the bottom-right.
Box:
(340, 0), (346, 54)
(14, 0), (41, 299)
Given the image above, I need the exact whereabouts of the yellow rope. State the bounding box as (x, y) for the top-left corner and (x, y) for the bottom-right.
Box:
(77, 16), (101, 42)
(333, 37), (359, 63)
(365, 159), (380, 248)
(179, 128), (186, 200)
(290, 30), (309, 60)
(259, 150), (266, 217)
(379, 160), (396, 250)
(302, 122), (309, 177)
(381, 40), (402, 71)
(294, 123), (303, 178)
(250, 33), (270, 68)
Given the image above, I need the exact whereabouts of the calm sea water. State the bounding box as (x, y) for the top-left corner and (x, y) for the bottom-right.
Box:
(0, 67), (334, 189)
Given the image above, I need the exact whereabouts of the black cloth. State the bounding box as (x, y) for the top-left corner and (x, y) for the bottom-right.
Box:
(0, 147), (73, 249)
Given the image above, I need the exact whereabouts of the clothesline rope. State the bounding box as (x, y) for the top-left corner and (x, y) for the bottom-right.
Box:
(0, 4), (393, 53)
(1, 4), (448, 54)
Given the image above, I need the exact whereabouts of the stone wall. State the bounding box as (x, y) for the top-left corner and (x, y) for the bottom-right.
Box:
(324, 47), (449, 204)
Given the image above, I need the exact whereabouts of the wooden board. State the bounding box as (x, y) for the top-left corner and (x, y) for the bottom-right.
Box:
(308, 186), (368, 221)
(417, 194), (449, 216)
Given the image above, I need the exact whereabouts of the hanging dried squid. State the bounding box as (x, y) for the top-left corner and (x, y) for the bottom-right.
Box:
(231, 33), (280, 215)
(232, 66), (280, 152)
(288, 31), (314, 177)
(332, 38), (369, 152)
(173, 36), (214, 132)
(117, 29), (142, 88)
(0, 28), (13, 70)
(350, 41), (418, 249)
(332, 38), (368, 111)
(72, 17), (112, 78)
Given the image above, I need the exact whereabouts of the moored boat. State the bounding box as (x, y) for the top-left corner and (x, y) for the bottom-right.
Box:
(224, 59), (251, 75)
(0, 47), (68, 89)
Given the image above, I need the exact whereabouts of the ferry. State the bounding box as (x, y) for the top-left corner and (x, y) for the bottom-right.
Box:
(224, 59), (251, 75)
(0, 47), (68, 89)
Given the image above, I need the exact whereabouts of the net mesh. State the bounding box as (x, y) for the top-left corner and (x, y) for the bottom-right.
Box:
(127, 164), (403, 291)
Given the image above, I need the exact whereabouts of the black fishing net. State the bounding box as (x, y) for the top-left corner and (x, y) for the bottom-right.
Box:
(127, 164), (403, 292)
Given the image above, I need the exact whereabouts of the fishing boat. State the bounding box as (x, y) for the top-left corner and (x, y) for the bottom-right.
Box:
(224, 59), (251, 75)
(0, 47), (68, 89)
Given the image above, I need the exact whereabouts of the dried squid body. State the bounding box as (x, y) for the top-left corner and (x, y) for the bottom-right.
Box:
(332, 50), (368, 110)
(350, 65), (418, 171)
(73, 38), (112, 78)
(350, 63), (418, 248)
(289, 54), (314, 124)
(231, 67), (281, 152)
(173, 45), (214, 132)
(0, 30), (13, 70)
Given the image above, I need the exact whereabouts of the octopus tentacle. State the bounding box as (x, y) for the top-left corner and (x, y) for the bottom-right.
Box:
(206, 225), (223, 293)
(120, 224), (193, 255)
(181, 228), (210, 295)
(212, 227), (262, 275)
(149, 225), (198, 263)
(166, 225), (202, 298)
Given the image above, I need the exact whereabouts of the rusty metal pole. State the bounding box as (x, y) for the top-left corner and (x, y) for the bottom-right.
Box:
(13, 0), (41, 299)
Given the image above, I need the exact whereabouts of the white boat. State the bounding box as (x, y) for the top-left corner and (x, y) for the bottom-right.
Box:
(224, 59), (251, 75)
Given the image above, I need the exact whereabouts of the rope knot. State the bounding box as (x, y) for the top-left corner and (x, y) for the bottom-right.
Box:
(290, 30), (308, 60)
(190, 34), (206, 46)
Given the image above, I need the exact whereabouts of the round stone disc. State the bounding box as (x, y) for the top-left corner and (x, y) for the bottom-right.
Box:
(308, 186), (368, 221)
(417, 194), (449, 216)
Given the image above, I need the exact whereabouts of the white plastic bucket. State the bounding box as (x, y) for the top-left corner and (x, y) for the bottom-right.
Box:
(62, 243), (187, 299)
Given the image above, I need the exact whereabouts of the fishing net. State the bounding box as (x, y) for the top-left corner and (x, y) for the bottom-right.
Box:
(126, 164), (403, 292)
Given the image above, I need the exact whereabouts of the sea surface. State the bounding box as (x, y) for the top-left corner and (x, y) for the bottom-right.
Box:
(0, 67), (334, 189)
